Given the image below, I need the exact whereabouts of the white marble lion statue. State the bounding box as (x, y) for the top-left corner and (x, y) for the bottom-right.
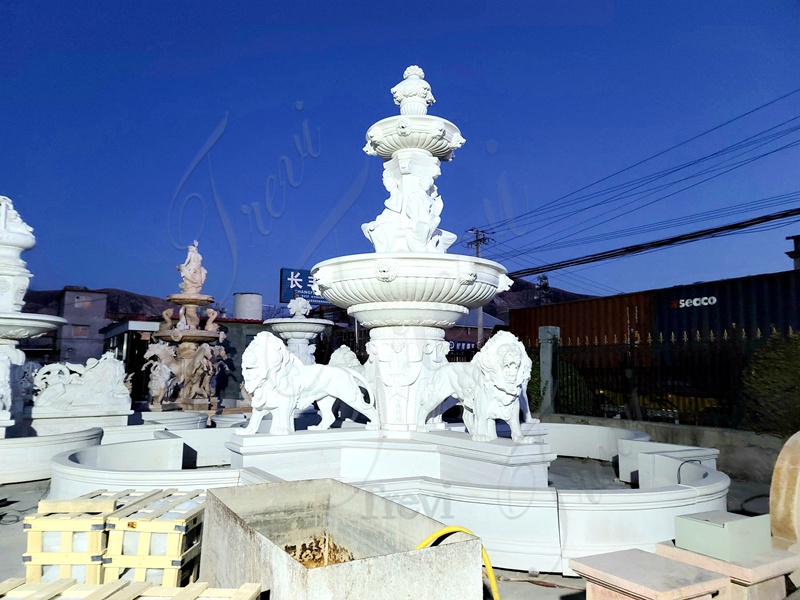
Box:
(237, 332), (380, 435)
(321, 345), (371, 427)
(416, 331), (534, 443)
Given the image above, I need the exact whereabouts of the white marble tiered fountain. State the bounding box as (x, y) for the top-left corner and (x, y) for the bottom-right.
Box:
(264, 297), (332, 366)
(0, 196), (111, 483)
(0, 196), (67, 437)
(227, 66), (557, 551)
(311, 65), (515, 432)
(46, 69), (729, 575)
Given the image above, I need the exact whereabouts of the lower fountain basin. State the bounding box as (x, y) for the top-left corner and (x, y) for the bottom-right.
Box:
(228, 427), (555, 488)
(47, 423), (729, 575)
(0, 427), (102, 484)
(0, 312), (67, 339)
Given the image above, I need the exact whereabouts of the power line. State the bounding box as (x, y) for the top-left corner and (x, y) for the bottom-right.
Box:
(489, 238), (624, 296)
(530, 139), (800, 252)
(492, 190), (800, 256)
(490, 136), (800, 262)
(466, 228), (494, 343)
(486, 121), (800, 260)
(508, 206), (800, 278)
(477, 86), (800, 233)
(489, 114), (800, 239)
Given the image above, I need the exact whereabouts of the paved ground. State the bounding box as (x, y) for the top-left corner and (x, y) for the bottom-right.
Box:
(0, 479), (50, 581)
(0, 466), (771, 599)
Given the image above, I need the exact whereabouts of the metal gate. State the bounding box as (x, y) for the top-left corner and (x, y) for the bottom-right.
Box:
(553, 335), (758, 427)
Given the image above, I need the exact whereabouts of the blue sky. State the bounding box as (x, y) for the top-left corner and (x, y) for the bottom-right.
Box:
(3, 1), (799, 307)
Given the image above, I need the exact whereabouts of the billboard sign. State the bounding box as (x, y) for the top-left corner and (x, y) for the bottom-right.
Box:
(279, 268), (331, 306)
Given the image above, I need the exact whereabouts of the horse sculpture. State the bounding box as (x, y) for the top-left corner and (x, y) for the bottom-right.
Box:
(142, 342), (178, 404)
(238, 332), (380, 435)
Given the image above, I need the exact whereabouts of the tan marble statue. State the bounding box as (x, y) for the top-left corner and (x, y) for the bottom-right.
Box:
(178, 240), (207, 295)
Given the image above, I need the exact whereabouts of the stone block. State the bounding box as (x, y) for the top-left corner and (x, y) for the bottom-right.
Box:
(675, 511), (771, 563)
(199, 479), (483, 599)
(657, 541), (800, 600)
(570, 548), (730, 600)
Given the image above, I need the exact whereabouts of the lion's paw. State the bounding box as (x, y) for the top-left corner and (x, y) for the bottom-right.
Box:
(365, 421), (381, 431)
(472, 434), (495, 443)
(512, 435), (536, 444)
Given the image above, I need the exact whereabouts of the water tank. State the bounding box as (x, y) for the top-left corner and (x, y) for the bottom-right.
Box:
(233, 293), (263, 320)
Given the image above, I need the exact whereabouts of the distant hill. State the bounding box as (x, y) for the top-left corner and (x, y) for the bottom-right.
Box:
(484, 277), (591, 323)
(22, 290), (61, 316)
(23, 287), (174, 321)
(98, 288), (176, 320)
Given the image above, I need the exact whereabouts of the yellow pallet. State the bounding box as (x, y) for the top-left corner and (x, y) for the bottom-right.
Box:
(0, 578), (260, 600)
(23, 491), (165, 584)
(103, 490), (205, 586)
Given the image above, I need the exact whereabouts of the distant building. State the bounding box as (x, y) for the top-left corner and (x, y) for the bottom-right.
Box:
(509, 269), (800, 348)
(57, 288), (112, 363)
(21, 286), (174, 364)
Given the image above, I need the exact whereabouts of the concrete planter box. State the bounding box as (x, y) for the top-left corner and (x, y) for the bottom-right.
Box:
(199, 479), (482, 599)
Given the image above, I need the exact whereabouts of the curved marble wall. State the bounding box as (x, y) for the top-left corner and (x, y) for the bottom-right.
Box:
(0, 427), (103, 484)
(47, 423), (728, 574)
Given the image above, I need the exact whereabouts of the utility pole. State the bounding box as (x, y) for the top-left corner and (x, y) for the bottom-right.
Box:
(466, 228), (492, 346)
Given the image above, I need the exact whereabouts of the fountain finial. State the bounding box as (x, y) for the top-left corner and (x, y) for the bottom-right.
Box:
(391, 65), (435, 115)
(0, 196), (36, 313)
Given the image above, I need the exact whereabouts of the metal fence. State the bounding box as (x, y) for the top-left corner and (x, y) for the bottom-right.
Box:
(553, 331), (768, 428)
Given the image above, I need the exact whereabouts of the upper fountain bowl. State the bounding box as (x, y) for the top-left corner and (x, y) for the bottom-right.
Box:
(363, 115), (465, 161)
(312, 253), (512, 327)
(263, 318), (332, 340)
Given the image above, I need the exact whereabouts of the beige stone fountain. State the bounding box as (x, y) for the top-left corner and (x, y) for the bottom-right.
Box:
(145, 241), (223, 411)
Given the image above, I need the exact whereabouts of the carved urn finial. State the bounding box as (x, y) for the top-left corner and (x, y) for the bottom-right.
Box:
(0, 196), (35, 313)
(391, 65), (435, 116)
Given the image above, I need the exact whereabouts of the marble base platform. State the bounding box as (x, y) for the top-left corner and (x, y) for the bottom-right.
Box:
(0, 410), (12, 439)
(227, 426), (554, 487)
(44, 421), (731, 575)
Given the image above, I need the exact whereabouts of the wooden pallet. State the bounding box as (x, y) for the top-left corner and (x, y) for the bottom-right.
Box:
(0, 578), (260, 600)
(23, 491), (165, 584)
(103, 490), (206, 586)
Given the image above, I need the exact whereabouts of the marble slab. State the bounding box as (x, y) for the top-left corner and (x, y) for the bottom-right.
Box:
(569, 548), (730, 600)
